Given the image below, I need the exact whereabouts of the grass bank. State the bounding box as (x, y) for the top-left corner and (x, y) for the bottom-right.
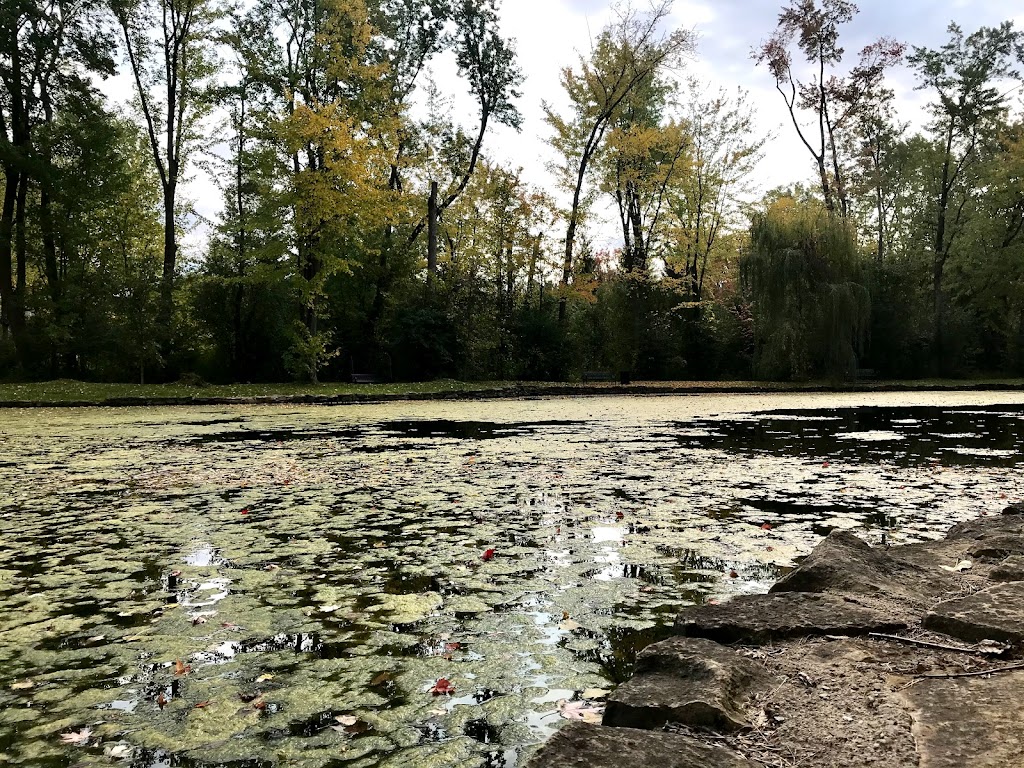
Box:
(2, 377), (1024, 407)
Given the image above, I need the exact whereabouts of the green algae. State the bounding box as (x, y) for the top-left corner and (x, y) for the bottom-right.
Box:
(1, 393), (1024, 766)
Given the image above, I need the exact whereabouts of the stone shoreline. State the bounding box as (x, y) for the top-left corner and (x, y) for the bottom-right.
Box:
(526, 506), (1024, 768)
(2, 380), (1024, 408)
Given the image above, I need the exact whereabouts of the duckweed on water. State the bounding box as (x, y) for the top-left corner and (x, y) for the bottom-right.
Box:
(2, 392), (1024, 767)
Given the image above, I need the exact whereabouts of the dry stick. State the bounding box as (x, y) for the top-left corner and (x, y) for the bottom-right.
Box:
(918, 662), (1024, 680)
(868, 632), (1004, 655)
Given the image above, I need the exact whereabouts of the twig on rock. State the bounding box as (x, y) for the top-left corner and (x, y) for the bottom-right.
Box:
(868, 632), (1005, 656)
(918, 662), (1024, 680)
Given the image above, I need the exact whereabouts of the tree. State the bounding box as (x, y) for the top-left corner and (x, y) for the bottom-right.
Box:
(664, 81), (767, 301)
(113, 0), (219, 358)
(907, 21), (1021, 371)
(598, 71), (688, 275)
(0, 0), (116, 370)
(544, 0), (694, 320)
(755, 0), (904, 217)
(741, 197), (869, 380)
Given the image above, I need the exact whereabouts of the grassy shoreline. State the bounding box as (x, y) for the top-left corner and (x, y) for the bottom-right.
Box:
(2, 377), (1024, 407)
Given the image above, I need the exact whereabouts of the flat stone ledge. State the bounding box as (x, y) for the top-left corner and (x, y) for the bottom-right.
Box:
(604, 637), (775, 731)
(676, 593), (905, 645)
(522, 722), (755, 768)
(923, 581), (1024, 643)
(899, 670), (1024, 767)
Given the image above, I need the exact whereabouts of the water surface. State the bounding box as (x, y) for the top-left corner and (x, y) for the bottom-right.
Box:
(2, 392), (1023, 767)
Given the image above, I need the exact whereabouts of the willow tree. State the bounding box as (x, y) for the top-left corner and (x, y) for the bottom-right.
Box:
(741, 198), (869, 380)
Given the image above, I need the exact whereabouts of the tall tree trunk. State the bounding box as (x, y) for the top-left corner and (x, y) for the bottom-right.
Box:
(0, 168), (26, 362)
(426, 180), (438, 280)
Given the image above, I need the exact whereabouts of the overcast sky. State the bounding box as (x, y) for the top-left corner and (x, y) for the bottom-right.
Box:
(107, 0), (1024, 254)
(485, 0), (1024, 212)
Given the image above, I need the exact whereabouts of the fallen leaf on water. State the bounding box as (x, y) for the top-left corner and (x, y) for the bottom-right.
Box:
(615, 511), (624, 519)
(335, 715), (358, 726)
(157, 692), (168, 709)
(194, 700), (211, 709)
(174, 660), (191, 676)
(761, 523), (772, 530)
(558, 619), (582, 631)
(221, 622), (240, 629)
(238, 690), (262, 702)
(582, 688), (610, 700)
(263, 564), (280, 571)
(728, 569), (739, 579)
(11, 680), (34, 690)
(481, 548), (496, 561)
(60, 728), (93, 746)
(240, 508), (250, 515)
(252, 698), (267, 711)
(87, 635), (106, 643)
(370, 671), (393, 686)
(822, 461), (831, 468)
(255, 674), (274, 683)
(191, 616), (207, 625)
(558, 699), (604, 723)
(430, 678), (455, 695)
(105, 742), (134, 759)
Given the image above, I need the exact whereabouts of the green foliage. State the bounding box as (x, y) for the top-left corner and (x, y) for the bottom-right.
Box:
(742, 199), (870, 380)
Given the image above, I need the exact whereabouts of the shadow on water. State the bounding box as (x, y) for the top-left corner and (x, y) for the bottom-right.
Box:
(378, 419), (585, 439)
(671, 404), (1024, 467)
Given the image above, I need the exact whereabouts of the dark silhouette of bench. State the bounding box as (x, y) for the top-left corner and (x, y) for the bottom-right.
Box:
(350, 373), (381, 384)
(582, 370), (615, 383)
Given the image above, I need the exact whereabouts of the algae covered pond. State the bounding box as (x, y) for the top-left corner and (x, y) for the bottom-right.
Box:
(2, 392), (1024, 768)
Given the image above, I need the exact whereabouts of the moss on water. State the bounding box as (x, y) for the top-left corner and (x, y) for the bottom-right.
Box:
(2, 393), (1024, 765)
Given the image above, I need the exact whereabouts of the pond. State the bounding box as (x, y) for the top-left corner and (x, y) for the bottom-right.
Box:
(2, 391), (1024, 768)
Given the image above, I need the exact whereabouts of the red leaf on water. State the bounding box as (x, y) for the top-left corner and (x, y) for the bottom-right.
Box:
(728, 569), (739, 578)
(174, 660), (191, 676)
(766, 546), (775, 552)
(430, 678), (455, 695)
(615, 511), (624, 519)
(240, 508), (250, 515)
(157, 692), (168, 709)
(481, 548), (496, 561)
(761, 523), (772, 530)
(195, 700), (211, 709)
(822, 461), (830, 468)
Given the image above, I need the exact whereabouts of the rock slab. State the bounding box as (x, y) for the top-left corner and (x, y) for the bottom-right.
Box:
(676, 592), (905, 644)
(900, 670), (1024, 767)
(923, 581), (1024, 643)
(522, 722), (754, 768)
(604, 637), (774, 731)
(770, 530), (903, 595)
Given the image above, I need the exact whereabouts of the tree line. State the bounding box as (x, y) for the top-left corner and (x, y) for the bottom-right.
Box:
(1, 0), (1023, 384)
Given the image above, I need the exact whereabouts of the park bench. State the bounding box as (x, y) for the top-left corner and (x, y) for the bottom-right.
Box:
(855, 368), (877, 381)
(350, 372), (381, 384)
(582, 370), (615, 383)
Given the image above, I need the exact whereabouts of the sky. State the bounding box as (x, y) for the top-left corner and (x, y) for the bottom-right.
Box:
(485, 0), (1024, 216)
(104, 0), (1024, 254)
